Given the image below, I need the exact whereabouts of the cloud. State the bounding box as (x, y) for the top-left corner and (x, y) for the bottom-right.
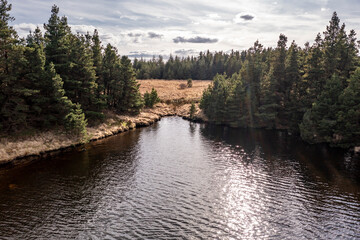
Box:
(128, 51), (158, 59)
(13, 23), (43, 37)
(128, 32), (143, 37)
(234, 13), (255, 23)
(10, 0), (360, 58)
(174, 49), (198, 56)
(207, 13), (221, 19)
(173, 36), (218, 43)
(240, 14), (255, 21)
(71, 24), (96, 34)
(148, 32), (163, 39)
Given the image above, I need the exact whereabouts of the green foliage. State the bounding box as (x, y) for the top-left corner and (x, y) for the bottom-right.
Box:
(199, 12), (360, 147)
(85, 111), (105, 121)
(65, 104), (87, 137)
(118, 56), (144, 113)
(299, 74), (343, 144)
(187, 78), (193, 88)
(334, 68), (360, 147)
(299, 68), (360, 148)
(144, 88), (160, 108)
(134, 51), (243, 80)
(0, 4), (144, 135)
(189, 102), (196, 119)
(0, 5), (359, 149)
(200, 74), (236, 123)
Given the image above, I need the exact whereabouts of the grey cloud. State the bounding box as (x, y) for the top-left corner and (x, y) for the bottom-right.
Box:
(240, 14), (254, 21)
(148, 32), (163, 39)
(128, 51), (155, 58)
(18, 26), (32, 32)
(128, 33), (143, 37)
(173, 36), (218, 44)
(174, 49), (198, 55)
(100, 34), (113, 40)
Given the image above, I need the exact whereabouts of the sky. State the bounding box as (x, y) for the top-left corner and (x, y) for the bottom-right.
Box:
(9, 0), (360, 59)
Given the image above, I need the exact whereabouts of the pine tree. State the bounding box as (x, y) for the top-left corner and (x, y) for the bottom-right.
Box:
(322, 12), (358, 85)
(323, 12), (341, 80)
(285, 41), (304, 131)
(144, 88), (160, 108)
(44, 5), (70, 73)
(0, 0), (27, 131)
(102, 43), (122, 108)
(24, 29), (74, 128)
(335, 68), (360, 147)
(91, 29), (105, 107)
(119, 56), (143, 113)
(299, 74), (343, 143)
(67, 33), (98, 112)
(304, 33), (325, 104)
(0, 0), (17, 75)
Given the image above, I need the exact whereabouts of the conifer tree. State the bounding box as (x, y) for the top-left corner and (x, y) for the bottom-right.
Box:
(67, 33), (98, 112)
(285, 41), (304, 131)
(299, 74), (343, 143)
(44, 5), (70, 73)
(91, 29), (105, 107)
(304, 33), (325, 104)
(24, 29), (74, 127)
(335, 68), (360, 147)
(102, 43), (122, 108)
(0, 0), (26, 130)
(118, 56), (143, 113)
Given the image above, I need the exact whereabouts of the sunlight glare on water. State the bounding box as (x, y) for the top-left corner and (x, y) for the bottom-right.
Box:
(0, 117), (359, 239)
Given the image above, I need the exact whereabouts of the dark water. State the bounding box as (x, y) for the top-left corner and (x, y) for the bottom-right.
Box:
(0, 117), (359, 239)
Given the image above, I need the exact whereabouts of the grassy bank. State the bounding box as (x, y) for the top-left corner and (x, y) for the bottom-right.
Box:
(0, 80), (210, 167)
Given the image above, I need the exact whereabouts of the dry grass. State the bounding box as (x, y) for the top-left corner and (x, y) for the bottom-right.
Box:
(138, 79), (212, 103)
(0, 80), (213, 164)
(0, 103), (177, 164)
(0, 131), (79, 163)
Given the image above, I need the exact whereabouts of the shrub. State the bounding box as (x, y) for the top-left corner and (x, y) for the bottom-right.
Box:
(85, 111), (105, 121)
(144, 88), (160, 108)
(187, 78), (193, 88)
(64, 104), (88, 138)
(179, 83), (187, 89)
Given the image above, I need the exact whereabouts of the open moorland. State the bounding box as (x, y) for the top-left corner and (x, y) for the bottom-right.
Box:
(139, 80), (212, 103)
(0, 80), (212, 165)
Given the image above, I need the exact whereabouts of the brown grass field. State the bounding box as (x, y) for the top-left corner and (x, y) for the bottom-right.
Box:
(0, 79), (212, 164)
(138, 79), (212, 103)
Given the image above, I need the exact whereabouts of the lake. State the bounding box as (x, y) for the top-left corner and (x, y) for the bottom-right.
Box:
(0, 117), (359, 239)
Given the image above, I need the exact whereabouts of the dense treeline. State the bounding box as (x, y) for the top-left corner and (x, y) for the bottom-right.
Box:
(133, 51), (244, 80)
(200, 13), (359, 148)
(0, 2), (143, 136)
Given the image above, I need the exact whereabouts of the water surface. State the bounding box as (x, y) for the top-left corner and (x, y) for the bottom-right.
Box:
(0, 117), (359, 239)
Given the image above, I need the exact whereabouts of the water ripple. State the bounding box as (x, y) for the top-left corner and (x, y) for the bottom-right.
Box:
(0, 117), (359, 239)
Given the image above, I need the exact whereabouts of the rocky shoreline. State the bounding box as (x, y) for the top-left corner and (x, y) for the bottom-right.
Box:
(0, 103), (206, 168)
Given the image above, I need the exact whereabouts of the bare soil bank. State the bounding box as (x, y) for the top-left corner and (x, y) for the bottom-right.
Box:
(0, 80), (211, 167)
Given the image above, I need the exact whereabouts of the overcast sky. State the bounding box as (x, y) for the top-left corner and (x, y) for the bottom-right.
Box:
(10, 0), (360, 59)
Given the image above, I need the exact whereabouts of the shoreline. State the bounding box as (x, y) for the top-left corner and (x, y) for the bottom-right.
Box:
(0, 103), (206, 169)
(1, 101), (357, 169)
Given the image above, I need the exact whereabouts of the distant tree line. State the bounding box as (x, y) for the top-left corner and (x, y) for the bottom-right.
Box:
(0, 2), (143, 135)
(133, 51), (243, 80)
(200, 12), (359, 148)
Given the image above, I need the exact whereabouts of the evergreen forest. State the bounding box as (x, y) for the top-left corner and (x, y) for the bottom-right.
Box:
(0, 1), (143, 136)
(1, 0), (359, 148)
(135, 12), (360, 148)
